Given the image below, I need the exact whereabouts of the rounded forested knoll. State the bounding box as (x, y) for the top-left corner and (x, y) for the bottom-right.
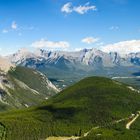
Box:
(0, 76), (140, 140)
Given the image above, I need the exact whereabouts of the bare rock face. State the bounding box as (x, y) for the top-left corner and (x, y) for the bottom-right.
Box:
(0, 56), (15, 73)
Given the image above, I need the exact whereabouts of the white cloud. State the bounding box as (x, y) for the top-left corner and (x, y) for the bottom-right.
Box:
(74, 3), (97, 14)
(1, 21), (35, 36)
(101, 40), (140, 55)
(82, 37), (99, 44)
(61, 2), (97, 14)
(109, 26), (119, 31)
(11, 21), (17, 30)
(61, 2), (73, 13)
(31, 39), (70, 50)
(1, 21), (17, 34)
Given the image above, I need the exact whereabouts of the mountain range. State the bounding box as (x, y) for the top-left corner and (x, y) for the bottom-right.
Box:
(9, 48), (140, 67)
(7, 48), (140, 88)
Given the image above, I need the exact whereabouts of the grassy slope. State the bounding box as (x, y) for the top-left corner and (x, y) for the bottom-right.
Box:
(0, 66), (57, 111)
(0, 77), (140, 139)
(8, 66), (57, 96)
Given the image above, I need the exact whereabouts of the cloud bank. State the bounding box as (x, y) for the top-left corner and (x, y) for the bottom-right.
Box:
(101, 40), (140, 55)
(31, 39), (70, 50)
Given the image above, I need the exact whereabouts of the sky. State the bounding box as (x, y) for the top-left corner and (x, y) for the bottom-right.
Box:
(0, 0), (140, 55)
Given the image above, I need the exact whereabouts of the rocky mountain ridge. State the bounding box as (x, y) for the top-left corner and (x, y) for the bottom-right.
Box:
(8, 48), (140, 67)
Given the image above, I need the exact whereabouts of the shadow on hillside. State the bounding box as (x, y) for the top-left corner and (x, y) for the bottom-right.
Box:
(132, 71), (140, 76)
(132, 71), (140, 81)
(37, 105), (77, 119)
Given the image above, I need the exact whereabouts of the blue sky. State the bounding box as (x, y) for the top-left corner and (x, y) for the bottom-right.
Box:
(0, 0), (140, 55)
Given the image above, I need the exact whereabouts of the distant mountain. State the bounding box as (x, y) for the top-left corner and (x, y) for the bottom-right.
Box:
(0, 77), (140, 140)
(9, 48), (138, 67)
(8, 48), (140, 88)
(0, 62), (58, 111)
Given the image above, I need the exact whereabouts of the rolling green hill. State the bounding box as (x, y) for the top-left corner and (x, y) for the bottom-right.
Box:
(0, 77), (140, 140)
(0, 66), (58, 111)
